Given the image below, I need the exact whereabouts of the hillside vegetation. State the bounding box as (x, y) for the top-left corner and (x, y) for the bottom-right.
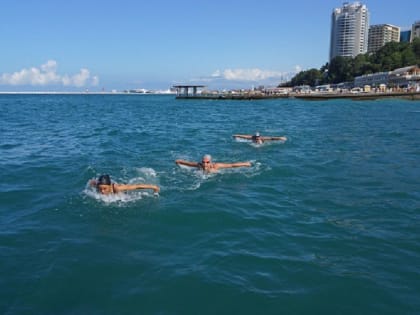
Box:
(283, 38), (420, 87)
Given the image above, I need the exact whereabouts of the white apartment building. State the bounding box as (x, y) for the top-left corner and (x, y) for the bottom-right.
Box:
(368, 24), (400, 53)
(330, 2), (369, 61)
(411, 21), (420, 41)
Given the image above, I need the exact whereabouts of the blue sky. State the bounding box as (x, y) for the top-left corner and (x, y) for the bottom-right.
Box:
(0, 0), (418, 91)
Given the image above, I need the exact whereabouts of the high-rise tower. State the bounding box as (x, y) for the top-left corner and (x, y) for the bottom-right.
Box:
(330, 2), (369, 61)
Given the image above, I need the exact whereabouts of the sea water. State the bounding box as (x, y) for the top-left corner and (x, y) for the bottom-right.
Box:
(1, 94), (419, 314)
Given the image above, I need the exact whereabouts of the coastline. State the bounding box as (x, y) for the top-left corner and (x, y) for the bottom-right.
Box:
(293, 91), (420, 101)
(176, 91), (420, 101)
(0, 91), (175, 95)
(1, 90), (419, 101)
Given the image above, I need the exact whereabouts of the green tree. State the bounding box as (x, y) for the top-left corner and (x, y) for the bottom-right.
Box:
(290, 68), (322, 86)
(282, 39), (419, 87)
(411, 38), (420, 64)
(353, 54), (372, 76)
(327, 56), (353, 83)
(401, 49), (416, 66)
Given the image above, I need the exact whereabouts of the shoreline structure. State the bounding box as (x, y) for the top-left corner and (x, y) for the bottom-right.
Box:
(175, 90), (420, 101)
(173, 84), (420, 101)
(0, 90), (419, 101)
(174, 65), (420, 101)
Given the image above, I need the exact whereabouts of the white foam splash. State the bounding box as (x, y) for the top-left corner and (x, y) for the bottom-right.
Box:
(84, 186), (158, 204)
(234, 138), (249, 143)
(135, 167), (157, 177)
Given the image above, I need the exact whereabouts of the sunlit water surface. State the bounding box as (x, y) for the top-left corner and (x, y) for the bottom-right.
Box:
(1, 94), (419, 314)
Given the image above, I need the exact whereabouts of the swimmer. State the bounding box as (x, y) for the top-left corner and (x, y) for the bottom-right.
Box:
(175, 154), (251, 173)
(89, 174), (160, 195)
(233, 132), (287, 144)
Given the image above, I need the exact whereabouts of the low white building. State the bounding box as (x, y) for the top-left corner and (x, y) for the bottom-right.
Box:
(388, 65), (420, 87)
(354, 71), (390, 87)
(354, 65), (420, 88)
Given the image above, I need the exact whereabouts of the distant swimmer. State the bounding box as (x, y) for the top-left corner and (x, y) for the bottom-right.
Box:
(233, 132), (287, 144)
(89, 174), (160, 195)
(175, 154), (251, 173)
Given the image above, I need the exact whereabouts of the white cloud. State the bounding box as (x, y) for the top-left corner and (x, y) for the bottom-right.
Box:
(91, 75), (99, 86)
(211, 70), (222, 78)
(65, 68), (91, 87)
(210, 68), (289, 82)
(294, 65), (302, 73)
(41, 60), (58, 73)
(187, 67), (300, 89)
(0, 60), (99, 87)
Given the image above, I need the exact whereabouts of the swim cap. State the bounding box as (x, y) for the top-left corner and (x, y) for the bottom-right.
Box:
(97, 174), (111, 186)
(202, 154), (212, 162)
(255, 132), (260, 137)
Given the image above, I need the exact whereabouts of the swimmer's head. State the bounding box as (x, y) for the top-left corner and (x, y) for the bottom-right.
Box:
(97, 174), (111, 186)
(201, 154), (213, 171)
(253, 132), (263, 144)
(96, 174), (113, 194)
(202, 154), (212, 163)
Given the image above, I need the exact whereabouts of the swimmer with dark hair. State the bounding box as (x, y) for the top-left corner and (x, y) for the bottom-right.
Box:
(175, 154), (251, 173)
(233, 132), (287, 144)
(89, 174), (160, 195)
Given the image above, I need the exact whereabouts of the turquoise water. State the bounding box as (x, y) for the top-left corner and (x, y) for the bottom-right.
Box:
(1, 94), (419, 314)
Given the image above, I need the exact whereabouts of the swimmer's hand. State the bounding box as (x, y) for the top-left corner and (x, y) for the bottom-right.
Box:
(153, 186), (160, 197)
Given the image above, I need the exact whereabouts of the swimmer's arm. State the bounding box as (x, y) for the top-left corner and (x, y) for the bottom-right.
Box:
(215, 162), (252, 169)
(175, 159), (199, 167)
(116, 184), (160, 193)
(262, 136), (287, 141)
(233, 134), (252, 139)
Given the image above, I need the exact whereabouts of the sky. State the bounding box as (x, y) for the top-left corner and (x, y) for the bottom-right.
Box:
(0, 0), (418, 91)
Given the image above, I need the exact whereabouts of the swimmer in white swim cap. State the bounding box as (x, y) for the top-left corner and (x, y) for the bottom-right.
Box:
(175, 154), (251, 173)
(233, 132), (287, 144)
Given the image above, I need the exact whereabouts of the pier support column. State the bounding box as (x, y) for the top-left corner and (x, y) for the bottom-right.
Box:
(173, 85), (205, 98)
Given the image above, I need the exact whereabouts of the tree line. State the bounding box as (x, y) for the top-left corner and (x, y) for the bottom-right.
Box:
(282, 38), (420, 87)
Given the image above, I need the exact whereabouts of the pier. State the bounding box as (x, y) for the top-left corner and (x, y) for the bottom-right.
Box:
(173, 85), (206, 98)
